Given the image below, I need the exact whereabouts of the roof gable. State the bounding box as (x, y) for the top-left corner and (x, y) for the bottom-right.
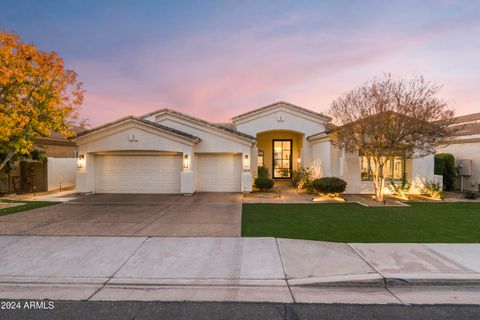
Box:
(231, 101), (331, 123)
(74, 116), (201, 143)
(141, 108), (256, 141)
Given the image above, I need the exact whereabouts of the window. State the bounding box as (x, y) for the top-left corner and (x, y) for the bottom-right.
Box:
(273, 140), (292, 178)
(258, 150), (264, 167)
(360, 155), (405, 181)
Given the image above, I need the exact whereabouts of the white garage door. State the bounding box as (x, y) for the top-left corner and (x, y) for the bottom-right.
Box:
(95, 154), (181, 194)
(197, 154), (241, 192)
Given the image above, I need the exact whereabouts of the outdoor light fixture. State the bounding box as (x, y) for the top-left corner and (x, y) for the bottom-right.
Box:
(244, 154), (250, 170)
(183, 154), (189, 169)
(77, 154), (85, 169)
(297, 157), (301, 164)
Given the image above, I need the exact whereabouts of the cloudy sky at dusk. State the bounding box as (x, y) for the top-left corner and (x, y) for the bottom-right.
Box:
(1, 0), (479, 126)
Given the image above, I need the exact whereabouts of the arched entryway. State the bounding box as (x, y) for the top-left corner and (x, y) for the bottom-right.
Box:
(256, 130), (304, 179)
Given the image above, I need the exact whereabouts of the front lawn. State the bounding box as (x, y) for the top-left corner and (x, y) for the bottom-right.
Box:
(0, 200), (60, 216)
(242, 202), (480, 243)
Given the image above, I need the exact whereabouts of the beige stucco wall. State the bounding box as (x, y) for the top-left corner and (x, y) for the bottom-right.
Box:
(47, 157), (76, 191)
(234, 107), (327, 137)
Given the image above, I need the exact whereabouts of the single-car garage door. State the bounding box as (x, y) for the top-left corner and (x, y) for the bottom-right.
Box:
(95, 154), (181, 193)
(197, 154), (241, 192)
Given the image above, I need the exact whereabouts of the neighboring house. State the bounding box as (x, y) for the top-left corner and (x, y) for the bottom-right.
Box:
(74, 101), (436, 194)
(0, 133), (79, 194)
(438, 112), (480, 192)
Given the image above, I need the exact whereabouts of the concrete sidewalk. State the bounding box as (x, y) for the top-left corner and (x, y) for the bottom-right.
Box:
(0, 236), (479, 304)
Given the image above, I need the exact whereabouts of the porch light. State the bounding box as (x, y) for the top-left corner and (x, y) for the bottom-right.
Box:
(183, 154), (189, 169)
(244, 154), (250, 170)
(297, 157), (301, 164)
(77, 154), (85, 169)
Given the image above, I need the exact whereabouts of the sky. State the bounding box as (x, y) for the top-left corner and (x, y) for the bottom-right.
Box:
(1, 0), (479, 126)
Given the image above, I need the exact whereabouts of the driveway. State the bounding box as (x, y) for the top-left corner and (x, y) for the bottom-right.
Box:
(0, 193), (242, 236)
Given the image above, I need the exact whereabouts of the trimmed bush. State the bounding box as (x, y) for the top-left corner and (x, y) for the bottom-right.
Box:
(434, 153), (455, 191)
(421, 179), (443, 200)
(389, 173), (411, 199)
(313, 177), (347, 195)
(257, 166), (269, 179)
(255, 177), (274, 191)
(291, 167), (315, 193)
(464, 191), (479, 200)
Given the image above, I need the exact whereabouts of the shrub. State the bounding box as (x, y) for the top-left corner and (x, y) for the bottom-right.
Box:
(464, 191), (479, 200)
(312, 177), (347, 195)
(434, 153), (455, 191)
(389, 173), (411, 199)
(421, 179), (443, 199)
(257, 166), (269, 179)
(291, 167), (315, 193)
(255, 177), (274, 191)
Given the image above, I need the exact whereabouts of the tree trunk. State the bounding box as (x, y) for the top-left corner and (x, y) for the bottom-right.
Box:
(0, 149), (15, 172)
(377, 163), (385, 202)
(373, 162), (385, 202)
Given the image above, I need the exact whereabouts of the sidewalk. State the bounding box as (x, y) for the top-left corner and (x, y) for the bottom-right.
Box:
(0, 236), (479, 304)
(1, 189), (78, 202)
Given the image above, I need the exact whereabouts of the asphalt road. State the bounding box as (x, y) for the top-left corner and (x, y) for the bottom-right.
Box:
(1, 301), (480, 320)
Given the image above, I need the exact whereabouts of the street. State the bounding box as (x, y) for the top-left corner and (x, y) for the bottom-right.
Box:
(1, 301), (480, 320)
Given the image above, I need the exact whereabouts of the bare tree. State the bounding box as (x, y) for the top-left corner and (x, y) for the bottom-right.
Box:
(329, 75), (454, 201)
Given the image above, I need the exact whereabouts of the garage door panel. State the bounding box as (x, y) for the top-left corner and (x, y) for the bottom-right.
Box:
(198, 154), (241, 192)
(95, 155), (181, 194)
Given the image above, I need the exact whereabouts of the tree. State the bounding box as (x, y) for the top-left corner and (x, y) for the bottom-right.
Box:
(328, 75), (454, 202)
(0, 30), (84, 171)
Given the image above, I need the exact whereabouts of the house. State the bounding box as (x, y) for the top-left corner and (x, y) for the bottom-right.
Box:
(0, 133), (79, 194)
(74, 101), (436, 194)
(437, 112), (480, 192)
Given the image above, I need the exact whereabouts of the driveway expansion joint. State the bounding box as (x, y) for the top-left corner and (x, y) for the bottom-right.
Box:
(86, 236), (150, 301)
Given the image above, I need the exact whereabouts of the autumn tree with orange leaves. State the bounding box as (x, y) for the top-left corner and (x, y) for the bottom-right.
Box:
(0, 30), (84, 170)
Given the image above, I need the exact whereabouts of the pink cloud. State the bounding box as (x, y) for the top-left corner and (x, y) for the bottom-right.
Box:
(75, 12), (480, 126)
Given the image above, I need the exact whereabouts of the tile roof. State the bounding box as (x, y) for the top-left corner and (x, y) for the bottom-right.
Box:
(448, 112), (480, 136)
(141, 108), (256, 141)
(75, 116), (201, 142)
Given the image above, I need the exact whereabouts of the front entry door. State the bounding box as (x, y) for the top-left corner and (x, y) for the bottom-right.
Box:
(273, 140), (292, 179)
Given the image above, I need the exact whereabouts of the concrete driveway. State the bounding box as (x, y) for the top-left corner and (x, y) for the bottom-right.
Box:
(0, 193), (242, 236)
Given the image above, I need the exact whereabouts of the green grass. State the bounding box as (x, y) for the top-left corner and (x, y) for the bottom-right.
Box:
(242, 202), (480, 243)
(0, 199), (60, 216)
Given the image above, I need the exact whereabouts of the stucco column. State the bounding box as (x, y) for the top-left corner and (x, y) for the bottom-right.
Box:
(301, 135), (310, 169)
(76, 152), (95, 193)
(241, 152), (253, 192)
(250, 145), (258, 176)
(180, 151), (195, 194)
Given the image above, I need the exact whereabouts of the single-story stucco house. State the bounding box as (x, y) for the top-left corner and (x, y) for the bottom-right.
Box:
(74, 101), (436, 194)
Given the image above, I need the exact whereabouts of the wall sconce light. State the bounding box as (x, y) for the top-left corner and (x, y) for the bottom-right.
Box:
(244, 154), (250, 170)
(297, 157), (301, 164)
(77, 154), (85, 169)
(183, 154), (189, 169)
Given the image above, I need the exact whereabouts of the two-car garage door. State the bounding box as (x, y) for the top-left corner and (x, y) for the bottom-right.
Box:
(94, 153), (241, 193)
(95, 154), (181, 194)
